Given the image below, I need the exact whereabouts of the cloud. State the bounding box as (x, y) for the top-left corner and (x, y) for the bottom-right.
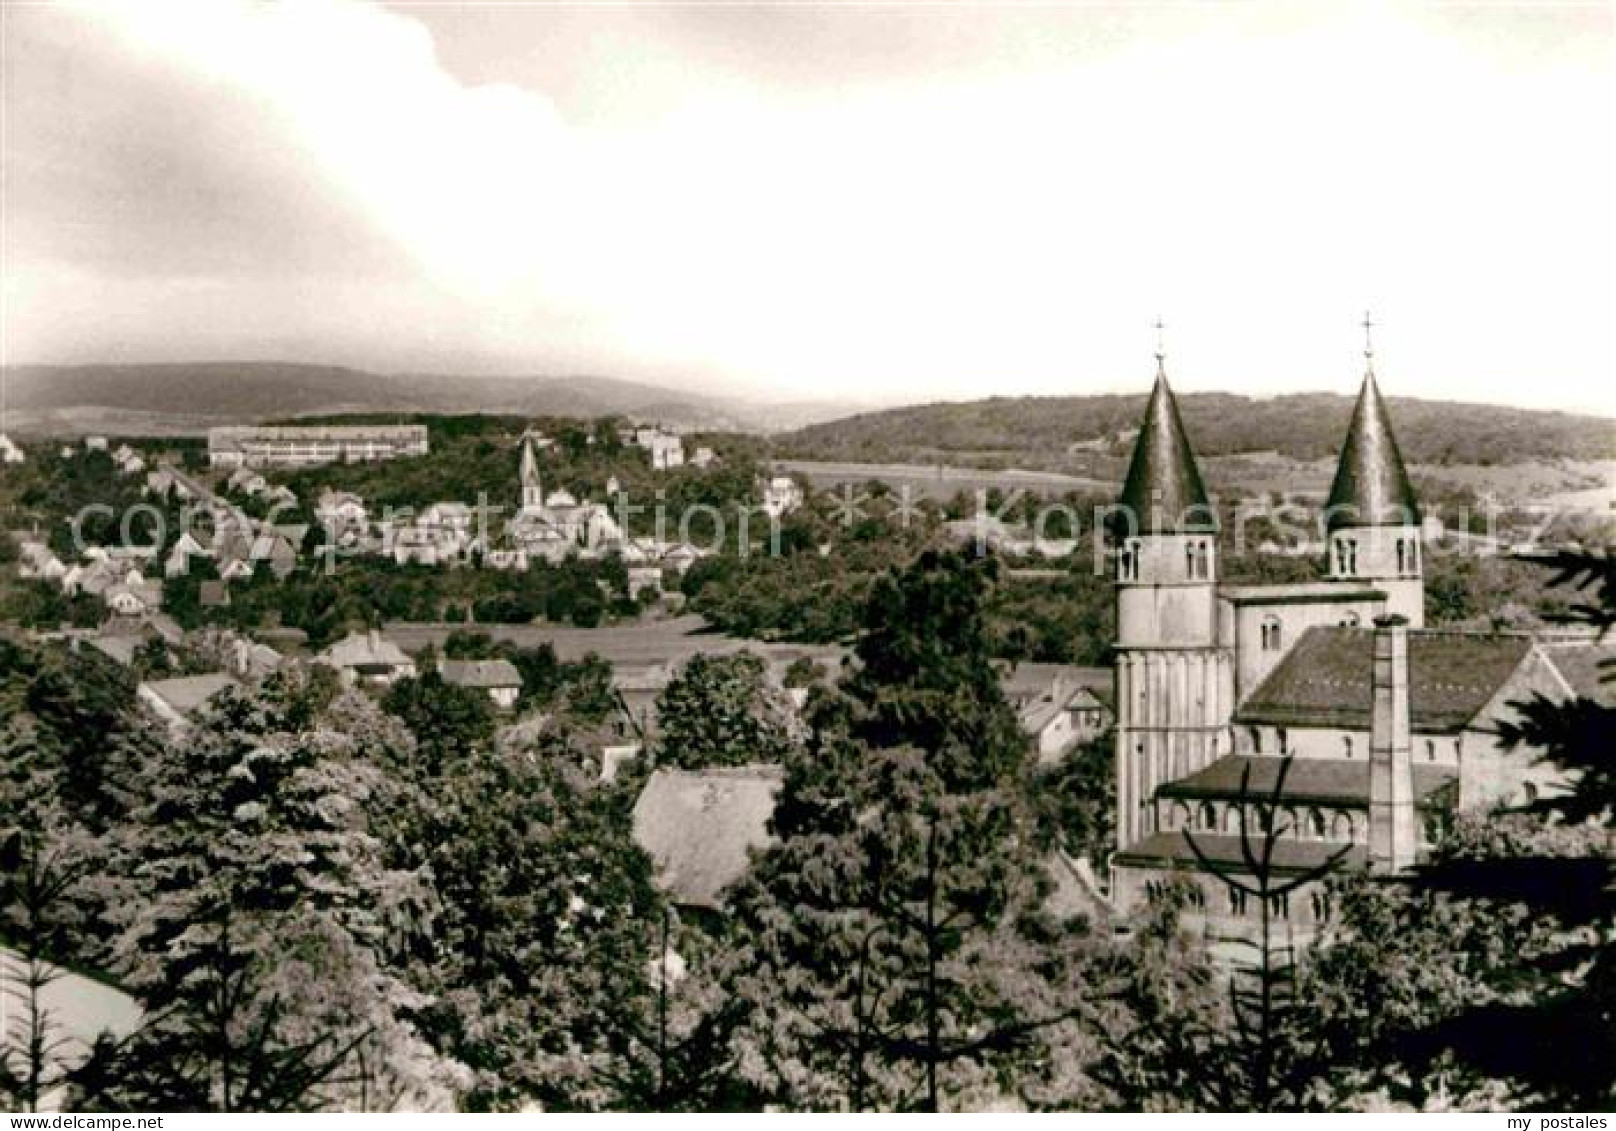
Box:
(2, 1), (1612, 411)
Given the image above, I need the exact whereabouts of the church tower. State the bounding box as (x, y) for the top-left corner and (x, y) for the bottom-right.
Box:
(519, 435), (544, 513)
(1113, 334), (1234, 851)
(1324, 317), (1424, 626)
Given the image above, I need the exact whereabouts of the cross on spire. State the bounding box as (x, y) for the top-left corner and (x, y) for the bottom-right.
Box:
(1154, 317), (1167, 376)
(1362, 310), (1375, 371)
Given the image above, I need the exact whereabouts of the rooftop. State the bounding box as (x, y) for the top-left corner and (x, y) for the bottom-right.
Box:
(631, 765), (782, 909)
(1219, 581), (1387, 606)
(439, 658), (522, 689)
(1157, 754), (1456, 808)
(1236, 626), (1533, 733)
(1115, 831), (1367, 876)
(140, 672), (238, 718)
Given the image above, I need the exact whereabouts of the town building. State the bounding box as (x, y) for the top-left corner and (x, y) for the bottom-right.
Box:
(207, 424), (428, 469)
(439, 658), (523, 709)
(317, 629), (417, 686)
(761, 475), (804, 518)
(1107, 330), (1589, 939)
(631, 765), (784, 910)
(1000, 662), (1113, 763)
(138, 672), (239, 735)
(507, 436), (624, 563)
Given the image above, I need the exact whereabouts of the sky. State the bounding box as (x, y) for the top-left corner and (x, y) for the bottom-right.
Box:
(2, 1), (1613, 413)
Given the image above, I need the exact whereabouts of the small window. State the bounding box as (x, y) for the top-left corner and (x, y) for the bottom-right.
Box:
(1340, 611), (1360, 627)
(1522, 781), (1539, 805)
(1261, 616), (1283, 652)
(1396, 539), (1406, 575)
(1231, 887), (1249, 916)
(1343, 735), (1354, 759)
(1278, 728), (1289, 754)
(1425, 739), (1436, 762)
(1186, 544), (1196, 577)
(1199, 802), (1217, 831)
(1308, 809), (1327, 839)
(1250, 726), (1263, 753)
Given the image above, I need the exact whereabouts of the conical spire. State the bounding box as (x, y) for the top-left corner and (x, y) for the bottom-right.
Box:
(519, 435), (542, 509)
(1325, 360), (1420, 531)
(1116, 349), (1217, 535)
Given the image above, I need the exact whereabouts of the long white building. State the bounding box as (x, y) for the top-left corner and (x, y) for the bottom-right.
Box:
(208, 424), (428, 469)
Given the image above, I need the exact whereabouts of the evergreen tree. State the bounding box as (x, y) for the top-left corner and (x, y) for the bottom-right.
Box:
(723, 550), (1088, 1110)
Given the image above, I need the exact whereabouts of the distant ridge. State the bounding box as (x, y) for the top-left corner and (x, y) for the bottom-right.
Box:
(776, 391), (1615, 467)
(0, 362), (855, 437)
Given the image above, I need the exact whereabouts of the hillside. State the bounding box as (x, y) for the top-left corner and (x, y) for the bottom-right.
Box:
(775, 391), (1616, 469)
(0, 363), (853, 436)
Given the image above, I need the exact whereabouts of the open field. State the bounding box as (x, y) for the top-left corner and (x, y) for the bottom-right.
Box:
(382, 613), (844, 670)
(774, 458), (1117, 502)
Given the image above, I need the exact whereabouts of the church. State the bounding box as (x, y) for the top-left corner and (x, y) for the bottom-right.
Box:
(1107, 330), (1583, 935)
(506, 434), (624, 563)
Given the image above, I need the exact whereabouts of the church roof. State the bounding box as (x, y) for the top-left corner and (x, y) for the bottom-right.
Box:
(1116, 368), (1217, 534)
(1324, 371), (1420, 530)
(1157, 754), (1456, 808)
(1236, 626), (1533, 733)
(1115, 831), (1367, 876)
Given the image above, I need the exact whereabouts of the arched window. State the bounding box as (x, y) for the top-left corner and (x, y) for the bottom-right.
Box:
(1396, 538), (1406, 575)
(1277, 728), (1289, 754)
(1230, 887), (1249, 916)
(1199, 802), (1217, 831)
(1308, 809), (1327, 839)
(1425, 739), (1437, 762)
(1249, 726), (1263, 753)
(1224, 806), (1242, 835)
(1342, 735), (1354, 759)
(1310, 889), (1330, 922)
(1186, 543), (1196, 578)
(1261, 615), (1282, 652)
(1332, 812), (1353, 841)
(1119, 546), (1134, 581)
(1196, 541), (1210, 579)
(1340, 611), (1360, 627)
(1334, 538), (1348, 574)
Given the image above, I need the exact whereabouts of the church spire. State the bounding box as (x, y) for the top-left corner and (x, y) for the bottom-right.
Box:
(1325, 316), (1419, 531)
(1117, 325), (1217, 533)
(519, 434), (543, 511)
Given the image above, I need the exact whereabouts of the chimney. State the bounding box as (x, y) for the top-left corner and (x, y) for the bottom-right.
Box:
(1368, 615), (1416, 874)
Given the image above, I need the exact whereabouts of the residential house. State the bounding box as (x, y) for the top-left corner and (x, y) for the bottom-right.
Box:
(631, 765), (783, 910)
(760, 475), (804, 518)
(439, 658), (523, 709)
(0, 946), (142, 1112)
(318, 629), (416, 686)
(138, 672), (238, 735)
(999, 662), (1113, 762)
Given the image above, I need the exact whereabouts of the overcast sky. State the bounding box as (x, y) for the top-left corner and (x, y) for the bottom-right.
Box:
(2, 1), (1612, 413)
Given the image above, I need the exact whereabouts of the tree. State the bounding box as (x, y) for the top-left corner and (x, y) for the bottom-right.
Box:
(654, 652), (798, 770)
(382, 671), (495, 776)
(100, 666), (457, 1111)
(723, 550), (1089, 1110)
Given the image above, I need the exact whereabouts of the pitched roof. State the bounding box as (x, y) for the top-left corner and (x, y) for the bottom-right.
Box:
(439, 658), (522, 689)
(1324, 370), (1420, 530)
(1116, 368), (1217, 534)
(1236, 626), (1534, 733)
(1157, 754), (1456, 808)
(140, 672), (237, 717)
(1115, 831), (1367, 876)
(631, 765), (782, 909)
(319, 631), (413, 670)
(1547, 645), (1616, 707)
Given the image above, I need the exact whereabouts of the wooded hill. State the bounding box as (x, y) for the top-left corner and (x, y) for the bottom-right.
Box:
(776, 391), (1615, 467)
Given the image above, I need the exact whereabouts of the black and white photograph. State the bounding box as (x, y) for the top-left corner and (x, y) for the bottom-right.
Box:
(1, 0), (1612, 1117)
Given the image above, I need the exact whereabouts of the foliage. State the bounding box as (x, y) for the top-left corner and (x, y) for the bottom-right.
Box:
(654, 652), (798, 770)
